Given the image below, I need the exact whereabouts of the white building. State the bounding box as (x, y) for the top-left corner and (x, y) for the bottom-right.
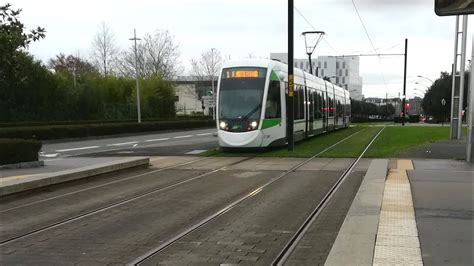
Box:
(173, 76), (216, 116)
(270, 53), (364, 100)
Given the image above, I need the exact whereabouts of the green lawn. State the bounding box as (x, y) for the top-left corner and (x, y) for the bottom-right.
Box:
(205, 125), (459, 158)
(364, 126), (451, 157)
(204, 126), (363, 158)
(321, 127), (381, 157)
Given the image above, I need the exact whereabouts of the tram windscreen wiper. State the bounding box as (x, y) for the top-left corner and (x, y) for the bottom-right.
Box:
(241, 104), (261, 120)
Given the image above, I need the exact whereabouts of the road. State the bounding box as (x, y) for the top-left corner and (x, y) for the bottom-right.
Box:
(39, 127), (218, 159)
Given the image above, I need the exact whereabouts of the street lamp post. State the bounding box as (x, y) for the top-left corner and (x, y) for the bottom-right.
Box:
(417, 75), (434, 84)
(415, 82), (430, 90)
(129, 29), (142, 123)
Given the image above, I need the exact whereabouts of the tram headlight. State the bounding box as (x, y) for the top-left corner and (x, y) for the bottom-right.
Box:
(248, 121), (258, 130)
(219, 121), (228, 130)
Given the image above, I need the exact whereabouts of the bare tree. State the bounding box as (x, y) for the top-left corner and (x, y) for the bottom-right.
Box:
(91, 22), (118, 75)
(190, 48), (223, 94)
(117, 29), (181, 79)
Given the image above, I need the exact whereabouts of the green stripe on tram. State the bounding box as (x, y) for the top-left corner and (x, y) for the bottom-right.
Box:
(262, 118), (281, 129)
(270, 70), (279, 81)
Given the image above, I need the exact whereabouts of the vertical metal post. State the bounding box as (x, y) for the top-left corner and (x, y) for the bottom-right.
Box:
(131, 29), (142, 123)
(458, 16), (468, 139)
(450, 16), (468, 139)
(402, 38), (408, 126)
(467, 36), (474, 162)
(308, 55), (313, 75)
(288, 0), (294, 151)
(211, 48), (216, 121)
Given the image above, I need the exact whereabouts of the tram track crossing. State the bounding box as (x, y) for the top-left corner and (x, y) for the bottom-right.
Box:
(129, 127), (380, 265)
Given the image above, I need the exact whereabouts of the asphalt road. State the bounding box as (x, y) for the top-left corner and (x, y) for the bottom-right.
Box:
(39, 127), (218, 159)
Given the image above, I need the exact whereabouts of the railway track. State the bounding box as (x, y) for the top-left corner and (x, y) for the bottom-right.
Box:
(130, 127), (381, 265)
(1, 126), (377, 265)
(0, 156), (253, 245)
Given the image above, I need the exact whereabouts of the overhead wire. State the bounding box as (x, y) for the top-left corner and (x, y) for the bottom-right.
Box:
(294, 6), (340, 56)
(350, 0), (388, 91)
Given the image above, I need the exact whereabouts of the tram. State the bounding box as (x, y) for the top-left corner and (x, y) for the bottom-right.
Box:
(216, 59), (351, 148)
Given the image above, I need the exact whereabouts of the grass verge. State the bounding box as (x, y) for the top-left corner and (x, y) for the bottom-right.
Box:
(204, 126), (364, 158)
(320, 127), (381, 158)
(364, 126), (451, 158)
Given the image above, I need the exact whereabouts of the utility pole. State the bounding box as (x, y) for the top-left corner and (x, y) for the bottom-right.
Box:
(288, 0), (294, 151)
(467, 35), (474, 162)
(130, 29), (142, 123)
(402, 38), (408, 126)
(211, 48), (216, 120)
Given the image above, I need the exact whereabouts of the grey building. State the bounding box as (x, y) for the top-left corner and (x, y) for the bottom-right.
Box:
(270, 53), (364, 100)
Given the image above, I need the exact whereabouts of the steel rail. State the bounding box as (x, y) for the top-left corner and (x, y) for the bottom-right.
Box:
(0, 156), (254, 246)
(0, 157), (210, 213)
(273, 126), (385, 265)
(130, 127), (366, 265)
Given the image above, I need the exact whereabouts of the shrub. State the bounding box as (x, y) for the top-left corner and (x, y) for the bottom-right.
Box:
(0, 138), (42, 165)
(0, 120), (215, 140)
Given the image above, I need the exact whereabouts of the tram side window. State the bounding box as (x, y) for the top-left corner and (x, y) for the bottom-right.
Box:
(293, 86), (299, 119)
(299, 86), (304, 119)
(338, 98), (343, 117)
(265, 81), (281, 119)
(315, 91), (321, 119)
(328, 95), (334, 117)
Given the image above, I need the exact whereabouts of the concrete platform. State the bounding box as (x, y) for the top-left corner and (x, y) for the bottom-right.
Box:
(0, 157), (150, 196)
(326, 158), (473, 266)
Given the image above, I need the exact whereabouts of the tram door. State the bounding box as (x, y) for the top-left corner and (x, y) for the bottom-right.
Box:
(323, 91), (328, 132)
(308, 90), (314, 135)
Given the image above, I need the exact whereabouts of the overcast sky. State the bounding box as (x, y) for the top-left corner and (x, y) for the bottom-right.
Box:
(10, 0), (474, 98)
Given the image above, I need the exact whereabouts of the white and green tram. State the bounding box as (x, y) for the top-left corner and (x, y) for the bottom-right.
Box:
(216, 59), (351, 148)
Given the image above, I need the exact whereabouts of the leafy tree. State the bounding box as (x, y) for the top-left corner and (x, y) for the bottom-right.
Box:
(377, 104), (395, 118)
(0, 3), (47, 122)
(421, 72), (469, 122)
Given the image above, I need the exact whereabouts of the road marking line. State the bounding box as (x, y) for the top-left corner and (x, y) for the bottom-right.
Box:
(106, 141), (138, 146)
(196, 133), (212, 136)
(185, 150), (207, 154)
(144, 138), (169, 142)
(55, 146), (100, 152)
(174, 135), (192, 139)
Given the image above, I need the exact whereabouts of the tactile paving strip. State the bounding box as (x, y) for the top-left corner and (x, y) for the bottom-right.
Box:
(372, 159), (423, 265)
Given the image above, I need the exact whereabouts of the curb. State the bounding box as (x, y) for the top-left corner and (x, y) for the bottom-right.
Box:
(325, 159), (388, 265)
(0, 157), (149, 197)
(0, 160), (44, 170)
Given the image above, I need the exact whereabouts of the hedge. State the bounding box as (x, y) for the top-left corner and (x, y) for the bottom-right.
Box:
(0, 139), (42, 165)
(0, 120), (216, 141)
(0, 115), (211, 128)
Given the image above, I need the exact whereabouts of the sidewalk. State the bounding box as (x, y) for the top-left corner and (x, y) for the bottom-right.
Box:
(326, 158), (473, 265)
(0, 157), (149, 196)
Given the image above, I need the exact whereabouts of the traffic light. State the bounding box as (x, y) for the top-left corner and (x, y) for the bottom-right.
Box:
(405, 103), (411, 109)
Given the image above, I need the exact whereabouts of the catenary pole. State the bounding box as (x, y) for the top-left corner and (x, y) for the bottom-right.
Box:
(402, 38), (408, 126)
(467, 35), (474, 162)
(288, 0), (294, 151)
